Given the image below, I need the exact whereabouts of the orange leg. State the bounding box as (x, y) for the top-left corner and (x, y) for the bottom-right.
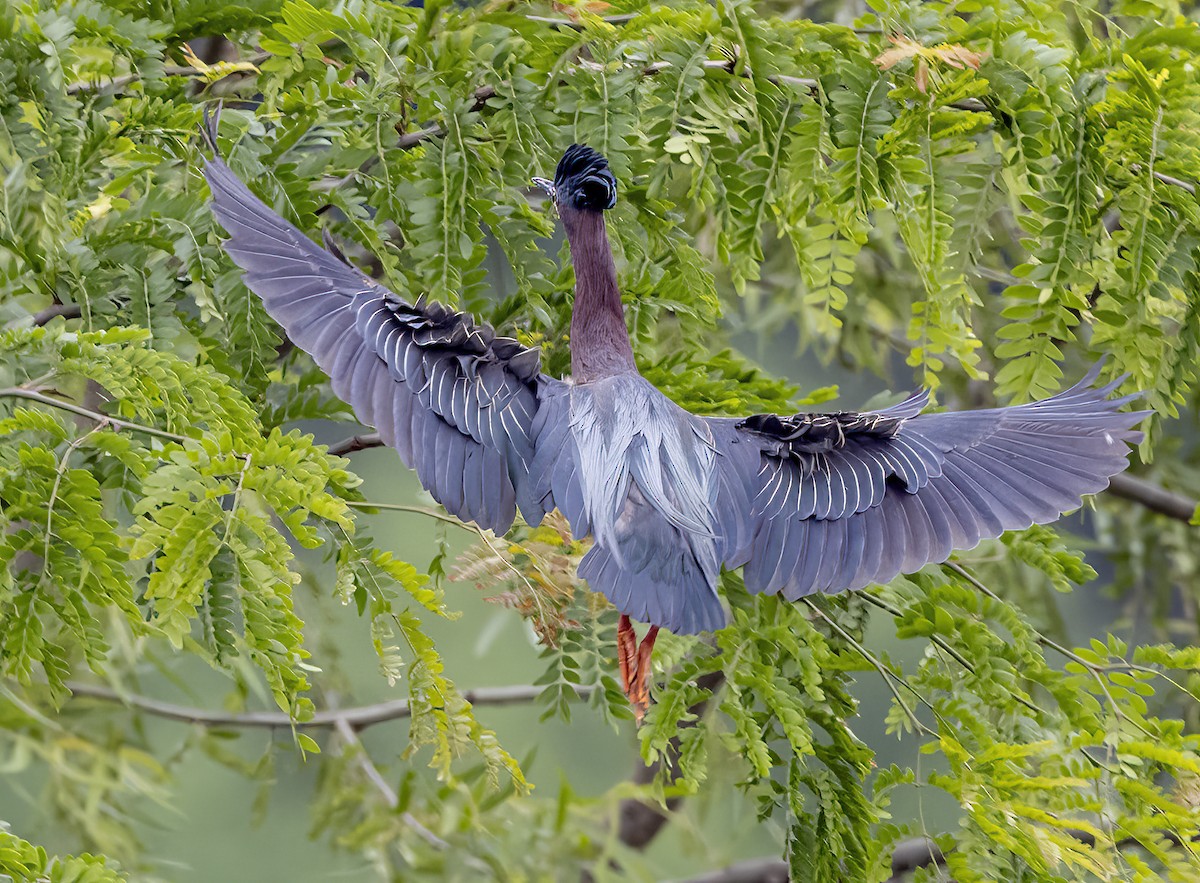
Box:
(617, 615), (660, 724)
(617, 614), (638, 702)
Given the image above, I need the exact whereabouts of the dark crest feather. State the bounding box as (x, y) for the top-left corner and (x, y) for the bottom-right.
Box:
(553, 144), (617, 211)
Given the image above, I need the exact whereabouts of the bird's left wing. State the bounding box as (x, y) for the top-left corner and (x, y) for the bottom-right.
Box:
(705, 369), (1147, 599)
(202, 110), (562, 534)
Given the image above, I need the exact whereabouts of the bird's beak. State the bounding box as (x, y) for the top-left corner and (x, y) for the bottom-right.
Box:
(531, 176), (556, 202)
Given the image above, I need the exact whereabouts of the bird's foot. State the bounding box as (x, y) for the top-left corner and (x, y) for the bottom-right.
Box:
(617, 614), (660, 724)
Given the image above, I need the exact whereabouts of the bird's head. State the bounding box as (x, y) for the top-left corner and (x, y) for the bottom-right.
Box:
(532, 144), (617, 213)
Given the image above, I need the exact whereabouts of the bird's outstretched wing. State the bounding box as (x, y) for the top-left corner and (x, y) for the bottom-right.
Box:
(202, 109), (560, 534)
(706, 368), (1147, 599)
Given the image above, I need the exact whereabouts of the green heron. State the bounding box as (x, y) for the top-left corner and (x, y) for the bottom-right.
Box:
(202, 111), (1145, 720)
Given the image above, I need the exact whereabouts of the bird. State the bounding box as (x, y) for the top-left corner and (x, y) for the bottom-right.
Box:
(201, 109), (1147, 721)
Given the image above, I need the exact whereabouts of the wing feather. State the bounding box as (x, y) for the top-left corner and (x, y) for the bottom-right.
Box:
(202, 109), (566, 533)
(708, 373), (1147, 599)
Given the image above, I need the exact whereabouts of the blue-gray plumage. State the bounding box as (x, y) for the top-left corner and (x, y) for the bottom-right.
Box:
(201, 110), (1147, 716)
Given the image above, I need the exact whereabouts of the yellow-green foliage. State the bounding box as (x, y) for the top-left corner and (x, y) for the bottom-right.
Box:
(0, 823), (125, 883)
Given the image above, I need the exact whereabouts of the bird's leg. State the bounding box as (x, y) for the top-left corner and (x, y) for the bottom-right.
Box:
(631, 625), (660, 721)
(617, 615), (660, 723)
(617, 614), (638, 701)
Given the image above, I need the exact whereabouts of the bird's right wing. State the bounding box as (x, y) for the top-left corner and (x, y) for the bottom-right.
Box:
(705, 369), (1148, 599)
(202, 109), (562, 534)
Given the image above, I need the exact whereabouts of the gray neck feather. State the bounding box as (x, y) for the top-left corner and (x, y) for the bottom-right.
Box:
(561, 206), (636, 382)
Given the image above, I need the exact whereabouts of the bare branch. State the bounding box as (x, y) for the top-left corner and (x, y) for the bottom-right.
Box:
(66, 681), (595, 730)
(327, 431), (384, 456)
(334, 716), (400, 807)
(670, 838), (944, 882)
(671, 858), (789, 883)
(395, 123), (445, 150)
(1128, 164), (1197, 196)
(1151, 170), (1197, 194)
(1107, 473), (1197, 523)
(31, 304), (82, 326)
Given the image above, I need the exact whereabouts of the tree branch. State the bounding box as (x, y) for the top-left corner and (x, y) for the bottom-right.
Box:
(669, 836), (945, 882)
(673, 825), (1200, 882)
(1107, 473), (1197, 523)
(1128, 164), (1197, 196)
(326, 431), (384, 456)
(336, 53), (986, 168)
(65, 681), (595, 729)
(31, 303), (82, 326)
(671, 858), (789, 883)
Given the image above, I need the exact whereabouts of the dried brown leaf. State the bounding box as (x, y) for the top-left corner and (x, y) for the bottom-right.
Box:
(874, 35), (922, 71)
(935, 44), (985, 70)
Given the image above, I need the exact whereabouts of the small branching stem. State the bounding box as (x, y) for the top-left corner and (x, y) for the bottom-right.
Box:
(802, 599), (938, 738)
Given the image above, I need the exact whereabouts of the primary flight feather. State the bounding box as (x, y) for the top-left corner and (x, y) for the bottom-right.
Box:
(201, 110), (1146, 718)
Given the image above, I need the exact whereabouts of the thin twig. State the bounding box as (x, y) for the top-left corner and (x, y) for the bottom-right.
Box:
(0, 387), (187, 443)
(344, 499), (475, 532)
(863, 588), (1044, 718)
(333, 716), (401, 807)
(42, 425), (103, 571)
(633, 57), (818, 92)
(802, 599), (937, 738)
(945, 562), (1199, 728)
(330, 714), (454, 852)
(65, 681), (595, 729)
(1128, 164), (1197, 196)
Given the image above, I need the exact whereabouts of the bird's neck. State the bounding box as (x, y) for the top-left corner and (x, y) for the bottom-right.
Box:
(562, 207), (636, 382)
